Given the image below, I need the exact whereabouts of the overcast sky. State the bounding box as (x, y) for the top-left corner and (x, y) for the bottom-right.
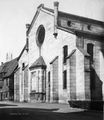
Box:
(0, 0), (104, 63)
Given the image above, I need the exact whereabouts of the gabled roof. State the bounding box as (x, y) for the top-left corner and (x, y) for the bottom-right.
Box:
(43, 7), (104, 26)
(27, 4), (104, 35)
(29, 56), (46, 69)
(0, 58), (18, 78)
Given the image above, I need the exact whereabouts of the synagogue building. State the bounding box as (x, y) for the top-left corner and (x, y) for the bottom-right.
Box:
(0, 2), (104, 110)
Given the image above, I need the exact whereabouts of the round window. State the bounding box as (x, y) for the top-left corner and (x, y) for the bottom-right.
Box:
(36, 25), (45, 47)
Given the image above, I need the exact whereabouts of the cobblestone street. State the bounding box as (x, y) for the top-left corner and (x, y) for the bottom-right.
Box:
(0, 101), (103, 120)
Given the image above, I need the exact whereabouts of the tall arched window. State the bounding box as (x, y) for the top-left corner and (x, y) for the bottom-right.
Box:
(87, 43), (94, 62)
(31, 72), (37, 91)
(63, 45), (68, 64)
(63, 70), (67, 89)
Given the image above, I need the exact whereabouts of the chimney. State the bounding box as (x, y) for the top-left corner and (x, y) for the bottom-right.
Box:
(53, 1), (59, 38)
(26, 24), (30, 52)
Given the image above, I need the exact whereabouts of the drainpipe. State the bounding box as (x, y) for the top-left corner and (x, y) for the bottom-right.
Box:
(26, 24), (30, 52)
(53, 1), (59, 38)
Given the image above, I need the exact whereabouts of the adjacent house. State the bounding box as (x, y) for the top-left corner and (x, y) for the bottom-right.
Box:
(0, 58), (18, 101)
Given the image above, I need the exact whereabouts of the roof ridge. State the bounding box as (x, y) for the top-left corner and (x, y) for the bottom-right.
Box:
(43, 6), (104, 25)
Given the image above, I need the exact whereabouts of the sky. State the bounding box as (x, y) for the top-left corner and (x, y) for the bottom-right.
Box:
(0, 0), (104, 63)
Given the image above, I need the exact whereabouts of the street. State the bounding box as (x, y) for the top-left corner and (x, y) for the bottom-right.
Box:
(0, 102), (103, 120)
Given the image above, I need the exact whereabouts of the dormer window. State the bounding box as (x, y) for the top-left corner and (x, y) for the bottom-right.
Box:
(67, 21), (71, 27)
(87, 25), (91, 30)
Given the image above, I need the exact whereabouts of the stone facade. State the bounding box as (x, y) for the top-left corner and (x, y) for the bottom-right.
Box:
(13, 2), (104, 110)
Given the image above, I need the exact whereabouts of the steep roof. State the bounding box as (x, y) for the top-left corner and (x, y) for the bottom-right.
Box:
(43, 6), (104, 26)
(0, 58), (18, 78)
(29, 56), (46, 69)
(27, 4), (104, 35)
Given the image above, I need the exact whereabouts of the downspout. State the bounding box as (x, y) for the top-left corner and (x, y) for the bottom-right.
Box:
(53, 1), (59, 38)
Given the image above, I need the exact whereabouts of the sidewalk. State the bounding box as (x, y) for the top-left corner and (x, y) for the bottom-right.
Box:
(0, 101), (84, 113)
(0, 101), (103, 113)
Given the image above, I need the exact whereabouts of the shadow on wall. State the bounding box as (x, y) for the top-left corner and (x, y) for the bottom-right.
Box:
(90, 67), (103, 110)
(68, 64), (103, 111)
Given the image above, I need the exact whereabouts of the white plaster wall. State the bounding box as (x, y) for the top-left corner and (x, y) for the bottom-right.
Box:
(28, 9), (76, 103)
(28, 10), (54, 101)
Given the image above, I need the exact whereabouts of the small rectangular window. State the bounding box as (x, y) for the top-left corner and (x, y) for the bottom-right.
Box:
(48, 71), (50, 83)
(63, 70), (67, 89)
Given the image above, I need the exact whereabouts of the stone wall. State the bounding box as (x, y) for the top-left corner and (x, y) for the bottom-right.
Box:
(24, 66), (28, 102)
(28, 6), (104, 107)
(70, 52), (76, 100)
(50, 57), (59, 103)
(14, 69), (20, 102)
